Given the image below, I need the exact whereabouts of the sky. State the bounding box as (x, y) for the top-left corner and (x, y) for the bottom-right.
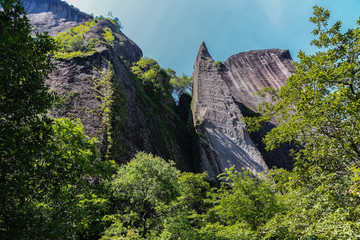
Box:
(65, 0), (360, 75)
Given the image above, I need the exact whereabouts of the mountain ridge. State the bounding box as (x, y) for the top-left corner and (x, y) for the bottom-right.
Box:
(21, 0), (294, 177)
(192, 42), (294, 179)
(22, 0), (90, 36)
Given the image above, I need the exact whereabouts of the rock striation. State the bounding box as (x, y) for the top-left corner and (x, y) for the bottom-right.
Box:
(192, 42), (295, 179)
(192, 42), (269, 179)
(223, 49), (294, 112)
(22, 0), (90, 36)
(20, 0), (295, 176)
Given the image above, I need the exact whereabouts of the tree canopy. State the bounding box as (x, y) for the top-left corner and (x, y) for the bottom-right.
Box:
(245, 5), (360, 175)
(131, 57), (192, 101)
(2, 1), (360, 239)
(0, 2), (116, 238)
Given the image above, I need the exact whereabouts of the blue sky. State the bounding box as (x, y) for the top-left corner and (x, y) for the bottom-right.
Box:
(65, 0), (360, 75)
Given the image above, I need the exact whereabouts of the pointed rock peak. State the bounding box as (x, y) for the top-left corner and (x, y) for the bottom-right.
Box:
(196, 41), (212, 60)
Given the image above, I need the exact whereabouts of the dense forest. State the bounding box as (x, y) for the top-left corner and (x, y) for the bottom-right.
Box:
(1, 0), (360, 239)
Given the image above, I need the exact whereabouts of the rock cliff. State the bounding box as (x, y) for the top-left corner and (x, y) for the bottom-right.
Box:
(192, 42), (295, 179)
(192, 42), (269, 179)
(21, 0), (295, 176)
(22, 0), (90, 36)
(48, 20), (195, 171)
(24, 0), (195, 171)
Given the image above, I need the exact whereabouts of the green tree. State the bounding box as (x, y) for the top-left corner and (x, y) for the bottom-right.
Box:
(131, 57), (173, 99)
(262, 168), (360, 239)
(245, 5), (360, 175)
(0, 2), (116, 238)
(169, 73), (193, 99)
(159, 172), (210, 240)
(216, 168), (279, 230)
(55, 20), (99, 59)
(108, 152), (180, 238)
(15, 118), (116, 239)
(242, 5), (360, 238)
(0, 0), (56, 236)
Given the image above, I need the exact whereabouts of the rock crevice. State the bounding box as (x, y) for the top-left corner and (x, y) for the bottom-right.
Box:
(192, 42), (269, 180)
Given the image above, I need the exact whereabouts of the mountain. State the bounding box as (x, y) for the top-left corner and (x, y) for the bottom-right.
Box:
(192, 42), (295, 179)
(22, 0), (195, 171)
(22, 0), (294, 178)
(22, 0), (90, 36)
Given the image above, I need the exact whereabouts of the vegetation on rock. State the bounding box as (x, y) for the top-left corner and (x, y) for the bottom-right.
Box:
(2, 1), (360, 239)
(54, 19), (116, 60)
(132, 57), (193, 101)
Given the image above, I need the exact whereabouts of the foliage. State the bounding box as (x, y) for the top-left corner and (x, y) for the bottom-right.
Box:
(169, 73), (193, 99)
(215, 168), (280, 230)
(159, 172), (211, 240)
(108, 152), (180, 238)
(54, 19), (116, 60)
(102, 27), (115, 43)
(131, 57), (173, 99)
(0, 0), (56, 236)
(93, 13), (124, 31)
(4, 1), (360, 239)
(245, 5), (360, 174)
(215, 61), (225, 70)
(0, 0), (56, 124)
(261, 168), (360, 239)
(241, 5), (360, 239)
(132, 57), (193, 103)
(1, 117), (117, 239)
(54, 20), (99, 59)
(90, 62), (128, 160)
(0, 2), (116, 238)
(25, 118), (116, 239)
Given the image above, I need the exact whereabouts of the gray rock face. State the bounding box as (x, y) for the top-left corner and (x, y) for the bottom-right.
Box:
(192, 42), (295, 179)
(29, 0), (195, 170)
(222, 49), (296, 171)
(223, 49), (294, 112)
(47, 19), (149, 164)
(22, 0), (90, 36)
(192, 42), (269, 180)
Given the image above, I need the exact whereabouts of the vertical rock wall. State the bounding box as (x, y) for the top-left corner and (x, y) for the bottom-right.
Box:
(23, 0), (195, 171)
(223, 49), (294, 112)
(22, 0), (90, 36)
(192, 42), (295, 179)
(192, 42), (269, 180)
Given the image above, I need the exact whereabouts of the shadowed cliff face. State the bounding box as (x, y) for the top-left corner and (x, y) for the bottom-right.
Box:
(192, 42), (295, 179)
(222, 49), (296, 171)
(192, 42), (269, 180)
(46, 19), (195, 171)
(22, 0), (90, 36)
(22, 0), (196, 171)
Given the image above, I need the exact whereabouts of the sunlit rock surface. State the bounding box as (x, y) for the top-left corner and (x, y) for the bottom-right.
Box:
(192, 42), (295, 179)
(192, 42), (269, 180)
(22, 0), (90, 36)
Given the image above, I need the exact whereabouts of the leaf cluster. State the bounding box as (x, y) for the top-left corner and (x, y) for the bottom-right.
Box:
(244, 5), (360, 173)
(132, 57), (193, 101)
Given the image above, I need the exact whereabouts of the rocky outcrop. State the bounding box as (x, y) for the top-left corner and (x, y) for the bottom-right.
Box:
(222, 49), (294, 112)
(223, 49), (295, 171)
(47, 19), (148, 163)
(46, 18), (195, 171)
(22, 0), (90, 36)
(21, 0), (294, 175)
(192, 42), (269, 179)
(192, 42), (295, 179)
(21, 0), (195, 171)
